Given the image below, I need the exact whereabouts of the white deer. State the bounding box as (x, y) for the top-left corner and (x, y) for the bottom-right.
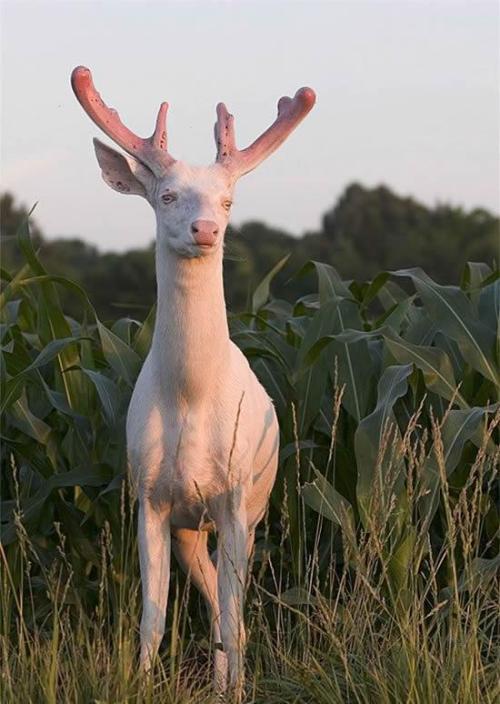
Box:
(71, 66), (315, 696)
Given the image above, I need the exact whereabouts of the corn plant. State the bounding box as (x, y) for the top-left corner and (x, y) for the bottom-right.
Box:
(1, 217), (499, 703)
(233, 256), (498, 588)
(1, 218), (498, 638)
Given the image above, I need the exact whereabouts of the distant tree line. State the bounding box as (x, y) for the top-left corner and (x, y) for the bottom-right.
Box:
(1, 185), (498, 320)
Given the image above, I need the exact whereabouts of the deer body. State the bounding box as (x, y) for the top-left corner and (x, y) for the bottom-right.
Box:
(128, 245), (279, 691)
(127, 230), (279, 530)
(71, 67), (315, 697)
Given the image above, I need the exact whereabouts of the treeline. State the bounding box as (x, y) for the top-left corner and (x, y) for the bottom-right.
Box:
(1, 184), (497, 320)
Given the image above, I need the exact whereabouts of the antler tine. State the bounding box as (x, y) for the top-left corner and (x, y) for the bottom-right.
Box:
(71, 66), (174, 175)
(215, 103), (236, 163)
(216, 87), (316, 178)
(152, 101), (169, 151)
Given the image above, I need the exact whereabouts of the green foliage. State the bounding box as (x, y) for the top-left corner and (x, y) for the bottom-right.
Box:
(233, 254), (498, 587)
(1, 214), (499, 701)
(322, 183), (499, 282)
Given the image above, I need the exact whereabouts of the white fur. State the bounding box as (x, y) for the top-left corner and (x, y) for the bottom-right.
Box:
(97, 152), (280, 695)
(73, 67), (314, 698)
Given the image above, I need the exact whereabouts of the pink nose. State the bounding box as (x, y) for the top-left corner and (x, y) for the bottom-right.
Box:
(191, 219), (219, 246)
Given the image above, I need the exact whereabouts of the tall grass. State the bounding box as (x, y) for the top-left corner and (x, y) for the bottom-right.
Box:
(1, 219), (498, 702)
(2, 407), (498, 703)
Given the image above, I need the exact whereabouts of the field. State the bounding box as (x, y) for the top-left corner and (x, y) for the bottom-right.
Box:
(1, 220), (499, 703)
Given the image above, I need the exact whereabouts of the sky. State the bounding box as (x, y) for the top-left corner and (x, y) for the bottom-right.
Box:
(1, 0), (499, 252)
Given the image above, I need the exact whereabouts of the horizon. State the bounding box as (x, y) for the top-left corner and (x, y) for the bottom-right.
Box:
(6, 178), (498, 256)
(2, 0), (499, 253)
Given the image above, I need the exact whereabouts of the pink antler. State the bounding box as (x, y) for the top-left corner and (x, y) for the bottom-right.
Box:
(71, 66), (175, 175)
(215, 87), (316, 177)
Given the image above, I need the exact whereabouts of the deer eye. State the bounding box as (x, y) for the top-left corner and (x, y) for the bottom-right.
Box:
(222, 200), (232, 211)
(161, 192), (177, 204)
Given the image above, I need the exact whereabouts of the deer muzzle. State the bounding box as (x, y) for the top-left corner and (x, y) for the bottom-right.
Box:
(191, 220), (219, 247)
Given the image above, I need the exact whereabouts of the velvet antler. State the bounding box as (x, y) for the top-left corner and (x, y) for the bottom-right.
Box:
(71, 66), (175, 175)
(215, 87), (316, 177)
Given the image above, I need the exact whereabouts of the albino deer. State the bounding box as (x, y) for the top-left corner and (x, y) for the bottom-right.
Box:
(71, 66), (315, 696)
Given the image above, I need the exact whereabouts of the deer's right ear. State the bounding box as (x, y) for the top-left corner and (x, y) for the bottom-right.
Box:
(93, 139), (155, 198)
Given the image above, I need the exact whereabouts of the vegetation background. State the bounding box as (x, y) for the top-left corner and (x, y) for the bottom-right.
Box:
(1, 189), (498, 702)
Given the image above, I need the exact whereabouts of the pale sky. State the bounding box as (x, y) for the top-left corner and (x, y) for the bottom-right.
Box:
(1, 0), (499, 252)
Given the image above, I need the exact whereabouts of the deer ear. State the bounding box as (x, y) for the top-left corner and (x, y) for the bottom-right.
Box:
(93, 138), (154, 198)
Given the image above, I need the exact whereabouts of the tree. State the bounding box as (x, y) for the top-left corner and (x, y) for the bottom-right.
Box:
(321, 183), (498, 282)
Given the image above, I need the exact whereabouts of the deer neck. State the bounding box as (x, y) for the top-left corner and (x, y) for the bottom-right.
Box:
(150, 237), (230, 399)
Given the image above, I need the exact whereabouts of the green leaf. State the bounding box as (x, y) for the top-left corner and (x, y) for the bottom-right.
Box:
(386, 527), (417, 596)
(251, 356), (289, 417)
(377, 279), (409, 309)
(392, 268), (499, 387)
(1, 465), (112, 546)
(1, 375), (26, 414)
(360, 272), (390, 308)
(18, 272), (91, 412)
(302, 468), (355, 539)
(419, 405), (499, 524)
(327, 302), (373, 422)
(97, 320), (141, 387)
(19, 274), (94, 312)
(111, 317), (140, 345)
(295, 299), (338, 434)
(322, 324), (468, 408)
(233, 329), (291, 371)
(355, 364), (413, 528)
(17, 337), (86, 377)
(280, 440), (319, 463)
(0, 262), (32, 311)
(374, 296), (415, 331)
(49, 464), (112, 489)
(80, 368), (122, 426)
(458, 555), (500, 592)
(133, 304), (156, 359)
(0, 267), (13, 282)
(384, 331), (467, 407)
(3, 299), (22, 325)
(252, 254), (290, 313)
(299, 260), (351, 302)
(16, 209), (45, 276)
(404, 309), (438, 346)
(296, 297), (373, 428)
(461, 261), (492, 294)
(478, 278), (500, 364)
(39, 377), (78, 417)
(10, 389), (51, 444)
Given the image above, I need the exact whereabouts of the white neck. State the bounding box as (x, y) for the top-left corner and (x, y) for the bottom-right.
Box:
(150, 234), (230, 399)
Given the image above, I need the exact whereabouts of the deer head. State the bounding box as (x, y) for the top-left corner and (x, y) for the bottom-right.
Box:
(71, 66), (315, 258)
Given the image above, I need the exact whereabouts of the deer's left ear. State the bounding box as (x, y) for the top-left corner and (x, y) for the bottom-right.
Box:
(93, 138), (155, 198)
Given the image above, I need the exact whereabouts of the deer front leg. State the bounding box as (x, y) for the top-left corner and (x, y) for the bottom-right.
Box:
(138, 498), (171, 670)
(172, 527), (228, 692)
(215, 489), (248, 699)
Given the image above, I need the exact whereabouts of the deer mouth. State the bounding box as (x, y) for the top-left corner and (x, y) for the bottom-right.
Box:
(193, 233), (218, 247)
(193, 236), (218, 253)
(195, 243), (218, 256)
